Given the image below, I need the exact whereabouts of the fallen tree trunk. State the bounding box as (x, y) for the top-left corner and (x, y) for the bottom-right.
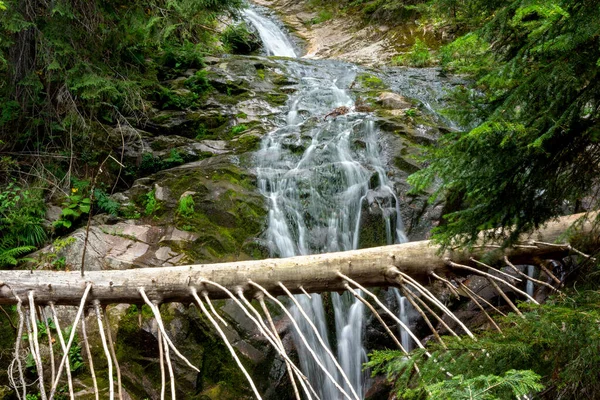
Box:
(0, 212), (596, 305)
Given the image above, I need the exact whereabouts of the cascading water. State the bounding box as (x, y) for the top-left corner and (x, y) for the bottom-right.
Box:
(242, 8), (298, 58)
(246, 7), (408, 398)
(526, 265), (536, 298)
(392, 291), (413, 352)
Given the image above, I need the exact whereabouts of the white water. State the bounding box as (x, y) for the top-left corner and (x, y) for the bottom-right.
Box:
(242, 8), (297, 58)
(247, 10), (408, 399)
(392, 290), (413, 352)
(526, 265), (535, 298)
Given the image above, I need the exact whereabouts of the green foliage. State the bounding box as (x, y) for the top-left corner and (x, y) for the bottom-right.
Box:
(0, 182), (46, 267)
(221, 22), (261, 54)
(230, 124), (248, 136)
(410, 0), (600, 247)
(185, 70), (212, 95)
(309, 10), (334, 25)
(393, 39), (434, 67)
(53, 191), (91, 231)
(143, 190), (160, 216)
(94, 188), (119, 216)
(178, 194), (195, 218)
(369, 288), (600, 399)
(0, 0), (243, 185)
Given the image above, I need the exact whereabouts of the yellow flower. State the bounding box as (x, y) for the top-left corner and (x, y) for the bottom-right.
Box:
(71, 188), (78, 193)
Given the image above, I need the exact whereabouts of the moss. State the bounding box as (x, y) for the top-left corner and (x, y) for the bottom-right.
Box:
(357, 73), (387, 90)
(231, 134), (262, 153)
(394, 156), (421, 174)
(265, 91), (288, 106)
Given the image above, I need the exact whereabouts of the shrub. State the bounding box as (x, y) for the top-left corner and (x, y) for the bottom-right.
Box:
(221, 23), (262, 54)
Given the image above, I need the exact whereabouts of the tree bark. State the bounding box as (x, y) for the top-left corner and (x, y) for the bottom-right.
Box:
(0, 212), (596, 306)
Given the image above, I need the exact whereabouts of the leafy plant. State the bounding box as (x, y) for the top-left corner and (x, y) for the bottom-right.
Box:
(53, 191), (91, 231)
(230, 124), (248, 136)
(143, 190), (160, 216)
(393, 39), (433, 67)
(368, 287), (600, 399)
(94, 188), (120, 216)
(178, 194), (195, 218)
(221, 22), (261, 54)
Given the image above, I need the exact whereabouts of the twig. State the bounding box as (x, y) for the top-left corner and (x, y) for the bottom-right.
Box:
(447, 261), (539, 304)
(50, 282), (93, 399)
(486, 278), (523, 317)
(458, 283), (507, 317)
(503, 257), (561, 294)
(103, 307), (123, 400)
(40, 307), (56, 388)
(249, 280), (356, 399)
(235, 290), (317, 400)
(202, 292), (228, 327)
(344, 283), (405, 353)
(401, 286), (446, 348)
(539, 262), (562, 285)
(49, 303), (74, 399)
(406, 286), (460, 338)
(158, 329), (166, 400)
(191, 289), (262, 400)
(532, 241), (596, 261)
(457, 282), (503, 334)
(199, 279), (317, 400)
(257, 297), (303, 400)
(392, 268), (474, 338)
(299, 286), (312, 300)
(12, 291), (27, 400)
(80, 316), (99, 400)
(278, 282), (361, 400)
(138, 288), (200, 373)
(429, 272), (461, 299)
(160, 324), (176, 400)
(0, 305), (16, 331)
(28, 292), (47, 400)
(335, 273), (430, 356)
(94, 301), (114, 400)
(470, 258), (521, 282)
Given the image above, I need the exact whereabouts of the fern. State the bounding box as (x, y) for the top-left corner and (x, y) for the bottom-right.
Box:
(0, 245), (35, 267)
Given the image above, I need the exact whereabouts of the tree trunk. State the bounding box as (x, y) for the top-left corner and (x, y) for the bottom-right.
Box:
(0, 212), (595, 305)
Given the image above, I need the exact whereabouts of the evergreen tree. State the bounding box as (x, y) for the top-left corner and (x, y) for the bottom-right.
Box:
(410, 0), (600, 247)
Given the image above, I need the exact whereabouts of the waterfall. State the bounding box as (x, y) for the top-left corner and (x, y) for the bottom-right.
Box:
(242, 8), (297, 58)
(526, 265), (535, 298)
(248, 9), (407, 399)
(392, 290), (413, 352)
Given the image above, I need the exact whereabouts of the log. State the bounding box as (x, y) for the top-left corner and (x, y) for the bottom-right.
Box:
(0, 212), (596, 305)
